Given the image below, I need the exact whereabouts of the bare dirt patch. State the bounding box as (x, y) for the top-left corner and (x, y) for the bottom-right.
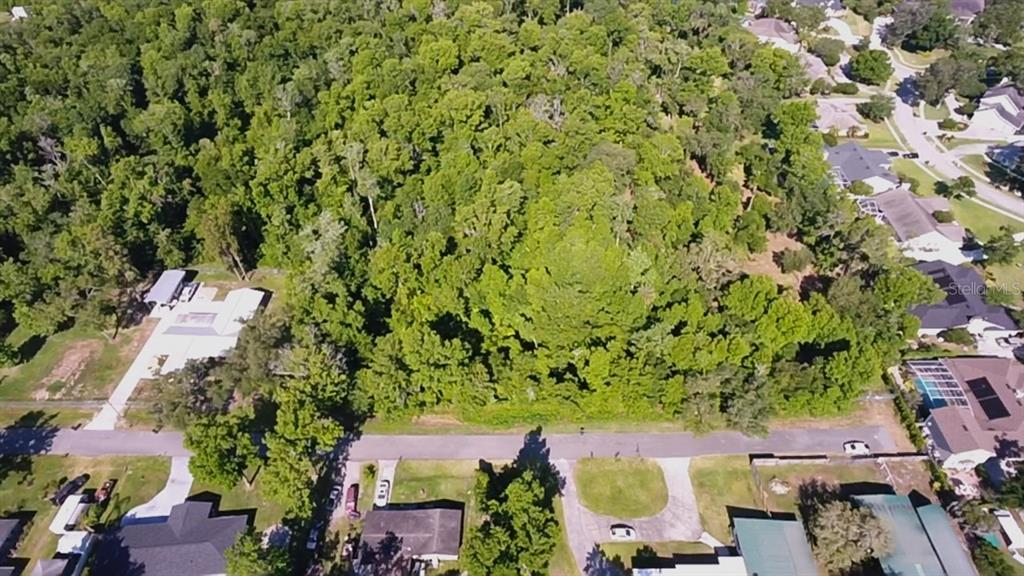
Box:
(34, 340), (103, 400)
(743, 233), (813, 290)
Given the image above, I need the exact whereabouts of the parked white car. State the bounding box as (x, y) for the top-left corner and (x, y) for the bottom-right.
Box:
(374, 479), (391, 507)
(843, 441), (871, 456)
(610, 524), (636, 541)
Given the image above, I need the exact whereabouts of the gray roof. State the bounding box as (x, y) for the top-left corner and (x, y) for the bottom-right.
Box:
(853, 495), (947, 576)
(0, 519), (20, 558)
(144, 270), (186, 305)
(31, 559), (73, 576)
(950, 0), (985, 18)
(985, 84), (1024, 109)
(361, 508), (463, 559)
(732, 517), (817, 576)
(826, 142), (899, 185)
(93, 501), (248, 576)
(798, 52), (829, 80)
(910, 261), (1018, 331)
(796, 0), (843, 10)
(746, 18), (799, 43)
(993, 105), (1024, 132)
(871, 188), (964, 242)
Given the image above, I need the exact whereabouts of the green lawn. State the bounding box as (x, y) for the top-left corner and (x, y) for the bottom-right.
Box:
(0, 409), (94, 428)
(690, 456), (759, 544)
(550, 498), (579, 576)
(986, 259), (1024, 307)
(891, 158), (938, 195)
(943, 138), (1000, 150)
(190, 473), (288, 531)
(759, 462), (885, 512)
(961, 154), (991, 177)
(842, 120), (902, 150)
(601, 541), (713, 570)
(0, 456), (169, 569)
(191, 264), (289, 311)
(841, 11), (872, 36)
(923, 103), (950, 121)
(0, 320), (153, 401)
(574, 458), (668, 519)
(950, 198), (1024, 241)
(894, 47), (947, 68)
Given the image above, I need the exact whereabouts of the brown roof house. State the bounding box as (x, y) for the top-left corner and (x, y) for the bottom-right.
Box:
(358, 507), (463, 575)
(913, 357), (1024, 470)
(857, 189), (972, 265)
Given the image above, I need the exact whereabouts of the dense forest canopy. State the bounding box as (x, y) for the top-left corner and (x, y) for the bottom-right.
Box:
(0, 0), (937, 435)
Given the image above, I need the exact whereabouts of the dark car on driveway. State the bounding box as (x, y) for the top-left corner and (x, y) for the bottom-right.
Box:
(345, 484), (360, 519)
(51, 474), (89, 505)
(903, 152), (920, 159)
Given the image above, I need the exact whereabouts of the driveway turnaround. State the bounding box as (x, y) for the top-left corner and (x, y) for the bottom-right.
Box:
(0, 426), (896, 459)
(121, 456), (194, 525)
(557, 458), (702, 572)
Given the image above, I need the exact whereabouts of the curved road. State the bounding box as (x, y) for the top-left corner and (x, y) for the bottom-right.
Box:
(0, 425), (897, 459)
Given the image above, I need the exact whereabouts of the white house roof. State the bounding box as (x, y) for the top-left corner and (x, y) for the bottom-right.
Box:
(996, 510), (1024, 550)
(144, 270), (187, 305)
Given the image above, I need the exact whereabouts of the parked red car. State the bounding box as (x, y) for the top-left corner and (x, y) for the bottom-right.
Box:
(345, 484), (360, 519)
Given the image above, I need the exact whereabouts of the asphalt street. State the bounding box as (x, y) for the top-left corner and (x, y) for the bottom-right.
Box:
(0, 425), (896, 459)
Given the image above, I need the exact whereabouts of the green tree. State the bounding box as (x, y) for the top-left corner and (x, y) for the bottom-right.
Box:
(809, 500), (892, 571)
(984, 227), (1023, 266)
(185, 412), (259, 490)
(856, 95), (896, 122)
(937, 176), (977, 199)
(849, 50), (894, 85)
(225, 528), (291, 576)
(974, 0), (1024, 45)
(810, 38), (846, 67)
(973, 539), (1015, 576)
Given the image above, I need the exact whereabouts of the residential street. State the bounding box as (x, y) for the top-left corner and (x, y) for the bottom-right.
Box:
(0, 425), (897, 459)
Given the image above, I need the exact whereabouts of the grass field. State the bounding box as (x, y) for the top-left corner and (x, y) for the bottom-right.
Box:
(841, 11), (872, 36)
(950, 198), (1024, 241)
(842, 120), (902, 150)
(759, 462), (886, 512)
(891, 158), (937, 195)
(961, 154), (991, 177)
(943, 138), (1001, 150)
(0, 456), (168, 568)
(689, 456), (759, 544)
(987, 260), (1024, 307)
(601, 541), (713, 570)
(923, 103), (950, 121)
(0, 409), (93, 428)
(0, 320), (153, 401)
(894, 47), (947, 68)
(189, 473), (288, 531)
(575, 458), (668, 519)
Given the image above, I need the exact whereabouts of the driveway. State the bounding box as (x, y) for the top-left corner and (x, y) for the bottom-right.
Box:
(121, 456), (194, 525)
(824, 17), (860, 45)
(557, 458), (702, 573)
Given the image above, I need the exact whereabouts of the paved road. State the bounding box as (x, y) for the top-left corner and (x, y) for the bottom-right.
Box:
(0, 426), (896, 459)
(885, 48), (1024, 219)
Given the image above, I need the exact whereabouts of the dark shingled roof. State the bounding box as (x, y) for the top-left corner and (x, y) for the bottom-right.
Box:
(93, 501), (248, 576)
(910, 261), (1018, 331)
(361, 508), (463, 559)
(0, 519), (20, 558)
(826, 142), (899, 185)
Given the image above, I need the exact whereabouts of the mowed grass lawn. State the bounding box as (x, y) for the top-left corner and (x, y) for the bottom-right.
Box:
(574, 458), (667, 519)
(842, 120), (902, 150)
(190, 474), (288, 531)
(601, 541), (712, 570)
(689, 456), (759, 544)
(891, 158), (937, 195)
(0, 456), (168, 568)
(0, 320), (153, 401)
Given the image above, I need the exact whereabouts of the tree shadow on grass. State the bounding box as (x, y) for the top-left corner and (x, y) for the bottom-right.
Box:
(0, 411), (59, 487)
(584, 544), (626, 576)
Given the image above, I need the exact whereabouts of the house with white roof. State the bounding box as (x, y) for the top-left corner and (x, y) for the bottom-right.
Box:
(856, 188), (973, 264)
(744, 18), (801, 53)
(967, 84), (1024, 139)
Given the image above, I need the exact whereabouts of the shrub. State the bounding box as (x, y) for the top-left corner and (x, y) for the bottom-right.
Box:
(810, 77), (832, 95)
(847, 180), (873, 196)
(810, 38), (845, 67)
(955, 101), (977, 116)
(938, 117), (964, 131)
(832, 82), (859, 95)
(897, 173), (920, 193)
(779, 247), (814, 273)
(822, 130), (839, 147)
(856, 94), (895, 122)
(932, 210), (954, 223)
(938, 327), (974, 346)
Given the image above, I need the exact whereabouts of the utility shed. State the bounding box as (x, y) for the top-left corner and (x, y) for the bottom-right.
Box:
(854, 495), (946, 576)
(732, 517), (818, 576)
(143, 270), (186, 306)
(917, 504), (977, 576)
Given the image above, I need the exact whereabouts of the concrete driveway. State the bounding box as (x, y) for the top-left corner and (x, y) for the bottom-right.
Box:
(557, 458), (703, 573)
(121, 456), (193, 525)
(825, 17), (860, 45)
